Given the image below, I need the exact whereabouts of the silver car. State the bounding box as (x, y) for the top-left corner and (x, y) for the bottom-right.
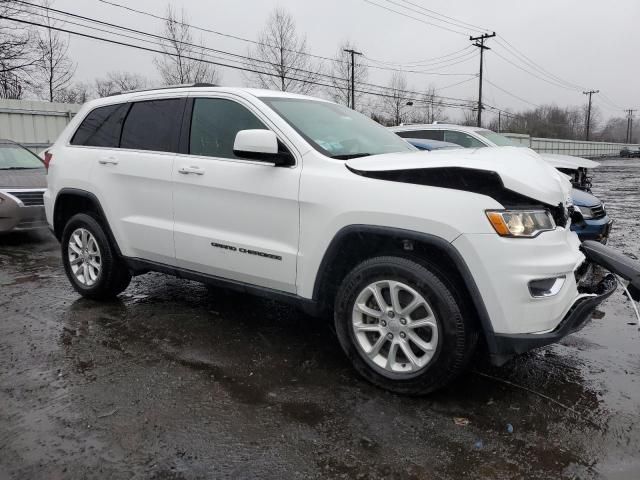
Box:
(0, 140), (47, 233)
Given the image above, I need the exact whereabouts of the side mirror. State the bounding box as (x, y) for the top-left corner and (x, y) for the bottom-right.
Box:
(233, 129), (293, 166)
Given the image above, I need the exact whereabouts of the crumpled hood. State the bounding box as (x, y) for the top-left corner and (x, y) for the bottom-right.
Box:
(539, 153), (599, 170)
(0, 169), (47, 189)
(346, 146), (571, 207)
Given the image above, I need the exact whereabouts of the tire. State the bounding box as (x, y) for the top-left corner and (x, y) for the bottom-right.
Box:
(61, 213), (131, 300)
(334, 256), (478, 395)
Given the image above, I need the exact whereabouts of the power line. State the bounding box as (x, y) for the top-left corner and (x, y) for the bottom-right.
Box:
(94, 0), (476, 76)
(484, 78), (540, 108)
(363, 51), (478, 76)
(435, 75), (478, 91)
(16, 1), (474, 103)
(490, 48), (582, 92)
(94, 0), (344, 65)
(363, 45), (472, 67)
(495, 37), (585, 91)
(362, 0), (470, 36)
(364, 48), (475, 69)
(386, 0), (485, 34)
(396, 0), (491, 34)
(1, 15), (475, 111)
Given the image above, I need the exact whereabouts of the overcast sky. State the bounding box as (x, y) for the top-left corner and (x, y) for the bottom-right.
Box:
(53, 0), (640, 123)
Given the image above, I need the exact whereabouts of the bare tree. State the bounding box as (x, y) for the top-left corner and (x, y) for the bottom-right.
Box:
(95, 71), (148, 97)
(460, 105), (478, 126)
(0, 0), (37, 96)
(154, 5), (220, 86)
(381, 73), (411, 126)
(33, 0), (76, 101)
(327, 41), (367, 108)
(55, 81), (91, 104)
(245, 8), (320, 94)
(410, 86), (446, 124)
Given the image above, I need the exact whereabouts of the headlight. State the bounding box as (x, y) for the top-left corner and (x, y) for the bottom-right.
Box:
(486, 210), (556, 238)
(576, 205), (593, 219)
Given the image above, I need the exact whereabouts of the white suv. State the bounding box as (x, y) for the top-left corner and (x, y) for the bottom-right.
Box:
(44, 86), (622, 395)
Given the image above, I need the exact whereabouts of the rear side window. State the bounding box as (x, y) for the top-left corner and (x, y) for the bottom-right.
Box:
(120, 99), (184, 152)
(71, 103), (129, 147)
(443, 131), (486, 148)
(397, 130), (444, 141)
(189, 98), (266, 159)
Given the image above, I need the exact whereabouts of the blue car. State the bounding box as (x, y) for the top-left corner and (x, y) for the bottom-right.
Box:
(405, 138), (613, 243)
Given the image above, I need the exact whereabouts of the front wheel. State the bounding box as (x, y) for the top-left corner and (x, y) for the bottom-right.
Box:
(61, 213), (131, 300)
(334, 256), (477, 395)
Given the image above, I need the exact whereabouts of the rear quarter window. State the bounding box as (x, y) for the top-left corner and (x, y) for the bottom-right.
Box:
(70, 103), (129, 147)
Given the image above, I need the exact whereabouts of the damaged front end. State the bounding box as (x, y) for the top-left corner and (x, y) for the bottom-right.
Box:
(492, 242), (640, 366)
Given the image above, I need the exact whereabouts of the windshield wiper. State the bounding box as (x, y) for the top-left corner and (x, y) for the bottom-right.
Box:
(330, 153), (371, 160)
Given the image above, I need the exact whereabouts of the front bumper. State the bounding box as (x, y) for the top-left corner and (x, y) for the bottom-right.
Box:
(453, 229), (587, 335)
(490, 274), (616, 365)
(572, 215), (613, 243)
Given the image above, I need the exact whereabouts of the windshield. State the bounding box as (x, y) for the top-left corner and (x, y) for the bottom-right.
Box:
(260, 97), (415, 159)
(0, 144), (44, 170)
(476, 130), (516, 147)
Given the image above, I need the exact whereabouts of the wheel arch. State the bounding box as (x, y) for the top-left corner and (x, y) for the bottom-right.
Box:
(311, 225), (497, 351)
(53, 188), (122, 257)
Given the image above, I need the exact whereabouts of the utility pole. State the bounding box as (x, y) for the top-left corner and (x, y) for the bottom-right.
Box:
(498, 111), (502, 133)
(343, 48), (363, 110)
(582, 89), (599, 141)
(470, 32), (496, 128)
(625, 109), (635, 143)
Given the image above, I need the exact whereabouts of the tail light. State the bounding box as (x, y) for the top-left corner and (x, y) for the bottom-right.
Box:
(43, 150), (52, 171)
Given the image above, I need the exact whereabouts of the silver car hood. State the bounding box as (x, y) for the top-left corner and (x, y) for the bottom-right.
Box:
(539, 153), (599, 170)
(347, 147), (571, 207)
(0, 169), (47, 189)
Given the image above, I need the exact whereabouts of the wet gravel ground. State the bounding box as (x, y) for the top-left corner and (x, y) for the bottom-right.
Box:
(1, 157), (640, 480)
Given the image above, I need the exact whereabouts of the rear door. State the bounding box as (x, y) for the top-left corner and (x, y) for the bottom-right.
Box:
(88, 97), (186, 265)
(172, 95), (300, 293)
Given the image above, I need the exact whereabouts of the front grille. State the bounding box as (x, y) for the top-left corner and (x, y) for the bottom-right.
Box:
(590, 203), (606, 219)
(8, 190), (45, 206)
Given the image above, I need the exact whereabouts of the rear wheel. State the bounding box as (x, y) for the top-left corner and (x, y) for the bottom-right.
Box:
(61, 213), (131, 300)
(334, 256), (477, 395)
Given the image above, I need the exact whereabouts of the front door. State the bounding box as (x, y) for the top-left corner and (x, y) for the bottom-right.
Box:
(172, 96), (300, 293)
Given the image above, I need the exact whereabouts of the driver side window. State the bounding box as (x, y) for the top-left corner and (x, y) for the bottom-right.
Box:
(443, 131), (486, 148)
(189, 98), (267, 159)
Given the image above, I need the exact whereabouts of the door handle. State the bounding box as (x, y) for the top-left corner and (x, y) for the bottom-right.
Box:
(178, 166), (205, 175)
(98, 157), (119, 165)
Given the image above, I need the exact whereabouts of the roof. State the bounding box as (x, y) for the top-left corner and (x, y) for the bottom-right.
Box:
(88, 85), (328, 109)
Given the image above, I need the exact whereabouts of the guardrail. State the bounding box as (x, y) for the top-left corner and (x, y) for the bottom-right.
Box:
(503, 133), (638, 158)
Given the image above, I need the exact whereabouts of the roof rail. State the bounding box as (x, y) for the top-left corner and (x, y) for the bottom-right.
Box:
(106, 82), (218, 97)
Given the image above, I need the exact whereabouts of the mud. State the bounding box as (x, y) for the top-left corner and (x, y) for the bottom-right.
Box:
(1, 157), (640, 479)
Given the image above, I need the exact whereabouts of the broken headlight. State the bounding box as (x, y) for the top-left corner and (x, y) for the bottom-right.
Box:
(486, 210), (556, 238)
